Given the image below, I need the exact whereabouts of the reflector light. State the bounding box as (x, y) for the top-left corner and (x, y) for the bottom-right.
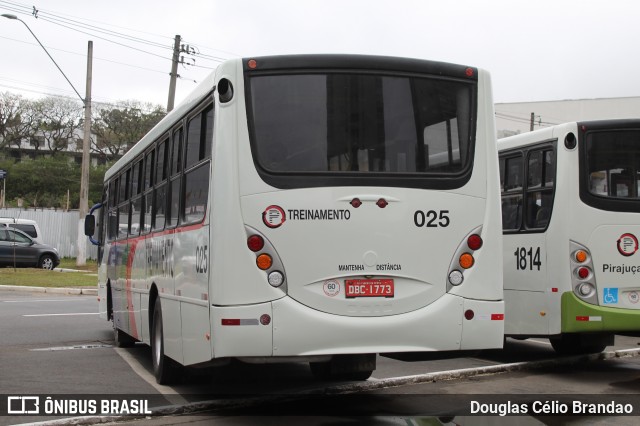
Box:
(575, 250), (588, 263)
(577, 267), (590, 279)
(576, 316), (589, 322)
(376, 198), (388, 208)
(464, 309), (474, 320)
(247, 235), (264, 252)
(350, 198), (362, 208)
(448, 270), (464, 286)
(256, 254), (273, 270)
(221, 319), (241, 326)
(459, 253), (474, 269)
(491, 314), (504, 321)
(551, 288), (558, 293)
(465, 68), (474, 77)
(467, 234), (483, 251)
(268, 271), (284, 287)
(260, 314), (271, 325)
(248, 59), (257, 69)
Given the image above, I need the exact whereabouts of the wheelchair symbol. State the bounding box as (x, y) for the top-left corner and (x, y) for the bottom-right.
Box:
(604, 288), (618, 304)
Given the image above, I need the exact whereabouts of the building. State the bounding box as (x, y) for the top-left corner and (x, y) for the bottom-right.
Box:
(495, 96), (640, 138)
(1, 128), (121, 165)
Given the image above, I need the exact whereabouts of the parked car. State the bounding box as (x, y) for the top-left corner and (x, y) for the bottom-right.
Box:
(0, 227), (60, 270)
(0, 218), (44, 245)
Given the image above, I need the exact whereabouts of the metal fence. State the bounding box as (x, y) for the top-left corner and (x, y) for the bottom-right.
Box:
(0, 208), (97, 260)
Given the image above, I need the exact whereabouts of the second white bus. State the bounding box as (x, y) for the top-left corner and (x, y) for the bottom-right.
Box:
(499, 119), (640, 354)
(87, 54), (504, 383)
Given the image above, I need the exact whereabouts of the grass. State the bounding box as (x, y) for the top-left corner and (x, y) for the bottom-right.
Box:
(0, 258), (99, 288)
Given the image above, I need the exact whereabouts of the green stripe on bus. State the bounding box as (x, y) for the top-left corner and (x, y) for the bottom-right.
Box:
(561, 292), (640, 333)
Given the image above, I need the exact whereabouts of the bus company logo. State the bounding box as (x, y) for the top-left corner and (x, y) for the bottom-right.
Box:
(7, 396), (40, 414)
(262, 205), (286, 229)
(617, 233), (639, 257)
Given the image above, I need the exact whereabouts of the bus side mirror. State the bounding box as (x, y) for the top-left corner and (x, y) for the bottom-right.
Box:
(84, 214), (95, 237)
(85, 202), (103, 246)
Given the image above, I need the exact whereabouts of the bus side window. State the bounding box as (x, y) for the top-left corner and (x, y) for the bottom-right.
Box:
(183, 104), (213, 224)
(500, 155), (523, 231)
(142, 149), (155, 234)
(525, 148), (555, 229)
(168, 127), (183, 228)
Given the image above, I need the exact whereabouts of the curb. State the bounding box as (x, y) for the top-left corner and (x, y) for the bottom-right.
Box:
(0, 285), (97, 295)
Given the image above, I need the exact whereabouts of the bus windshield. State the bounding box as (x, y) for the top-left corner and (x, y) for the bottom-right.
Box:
(248, 72), (475, 180)
(586, 130), (640, 199)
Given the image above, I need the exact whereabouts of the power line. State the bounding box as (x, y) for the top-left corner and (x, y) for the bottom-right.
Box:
(1, 0), (232, 66)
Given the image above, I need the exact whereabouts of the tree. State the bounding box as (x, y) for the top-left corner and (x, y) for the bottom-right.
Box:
(0, 92), (39, 154)
(34, 97), (83, 154)
(93, 100), (165, 159)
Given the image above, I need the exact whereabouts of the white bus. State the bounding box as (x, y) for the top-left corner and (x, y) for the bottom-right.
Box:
(86, 54), (504, 384)
(499, 119), (640, 354)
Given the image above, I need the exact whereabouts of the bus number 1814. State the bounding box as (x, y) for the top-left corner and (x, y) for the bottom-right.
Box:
(514, 246), (542, 271)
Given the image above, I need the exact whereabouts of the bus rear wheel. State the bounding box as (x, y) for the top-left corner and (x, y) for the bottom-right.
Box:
(309, 354), (375, 381)
(151, 298), (182, 384)
(113, 322), (136, 348)
(549, 333), (611, 355)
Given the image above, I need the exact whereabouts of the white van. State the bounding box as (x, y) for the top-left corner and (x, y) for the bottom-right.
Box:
(0, 218), (44, 245)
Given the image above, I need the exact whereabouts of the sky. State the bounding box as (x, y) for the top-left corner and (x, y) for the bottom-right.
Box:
(1, 0), (639, 110)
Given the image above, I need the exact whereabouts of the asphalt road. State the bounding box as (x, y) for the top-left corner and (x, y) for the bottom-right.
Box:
(1, 288), (639, 425)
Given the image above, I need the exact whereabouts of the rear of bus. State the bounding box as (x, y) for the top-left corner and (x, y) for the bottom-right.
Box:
(561, 120), (640, 349)
(209, 55), (503, 377)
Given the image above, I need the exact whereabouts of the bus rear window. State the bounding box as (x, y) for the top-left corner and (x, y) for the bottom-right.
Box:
(248, 72), (475, 182)
(586, 130), (640, 199)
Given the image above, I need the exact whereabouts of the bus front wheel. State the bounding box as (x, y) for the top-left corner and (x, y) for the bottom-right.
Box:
(151, 298), (182, 384)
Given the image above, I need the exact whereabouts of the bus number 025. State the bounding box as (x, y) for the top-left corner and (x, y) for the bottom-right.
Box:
(514, 246), (541, 271)
(196, 245), (208, 273)
(414, 210), (450, 228)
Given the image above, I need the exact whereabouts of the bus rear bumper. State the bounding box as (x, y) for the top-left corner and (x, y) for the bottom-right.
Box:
(210, 294), (504, 358)
(561, 292), (640, 333)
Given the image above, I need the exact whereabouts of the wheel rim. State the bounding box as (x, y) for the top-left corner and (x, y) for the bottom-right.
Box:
(41, 258), (53, 270)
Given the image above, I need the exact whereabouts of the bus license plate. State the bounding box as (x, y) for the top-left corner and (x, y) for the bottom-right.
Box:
(345, 279), (394, 298)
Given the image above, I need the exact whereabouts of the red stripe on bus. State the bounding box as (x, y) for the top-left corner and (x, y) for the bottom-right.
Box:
(126, 239), (140, 340)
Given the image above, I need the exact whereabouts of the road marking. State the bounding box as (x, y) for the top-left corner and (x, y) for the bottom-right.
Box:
(114, 347), (188, 406)
(31, 344), (113, 351)
(23, 313), (100, 317)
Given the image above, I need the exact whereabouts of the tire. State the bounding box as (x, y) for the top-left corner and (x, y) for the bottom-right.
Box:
(151, 298), (181, 384)
(310, 354), (375, 381)
(550, 333), (608, 355)
(38, 254), (55, 270)
(113, 321), (136, 348)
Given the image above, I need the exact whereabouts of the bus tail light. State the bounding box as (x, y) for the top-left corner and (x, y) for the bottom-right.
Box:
(247, 235), (265, 252)
(245, 225), (287, 291)
(447, 226), (483, 290)
(576, 267), (590, 280)
(459, 253), (475, 269)
(570, 241), (598, 305)
(467, 234), (483, 250)
(256, 254), (273, 270)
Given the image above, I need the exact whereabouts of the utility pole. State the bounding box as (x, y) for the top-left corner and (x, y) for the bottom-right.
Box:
(77, 40), (93, 266)
(167, 34), (181, 112)
(530, 112), (535, 131)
